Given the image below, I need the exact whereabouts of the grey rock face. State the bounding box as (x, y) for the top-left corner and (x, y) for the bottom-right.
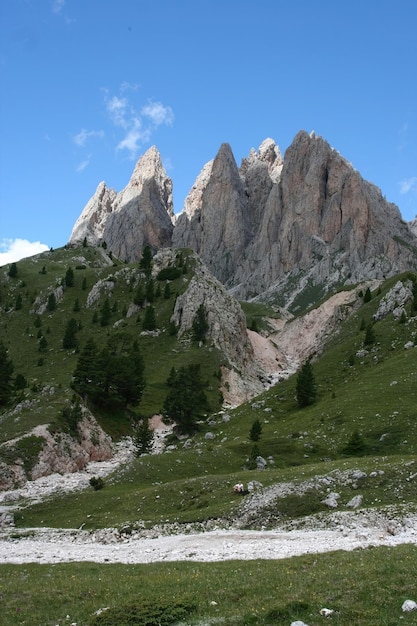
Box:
(70, 132), (417, 308)
(70, 146), (174, 261)
(170, 253), (253, 371)
(173, 143), (251, 284)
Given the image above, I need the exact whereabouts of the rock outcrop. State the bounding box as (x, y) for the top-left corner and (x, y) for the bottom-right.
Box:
(70, 146), (174, 261)
(174, 131), (417, 308)
(69, 132), (417, 309)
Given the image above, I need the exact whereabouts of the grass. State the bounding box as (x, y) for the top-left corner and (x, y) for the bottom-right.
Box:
(1, 546), (417, 625)
(3, 252), (417, 624)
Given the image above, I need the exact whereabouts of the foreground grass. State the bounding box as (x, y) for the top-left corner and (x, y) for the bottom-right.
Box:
(1, 545), (417, 625)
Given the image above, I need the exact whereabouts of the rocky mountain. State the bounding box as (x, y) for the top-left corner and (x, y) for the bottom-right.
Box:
(70, 145), (174, 262)
(69, 131), (417, 309)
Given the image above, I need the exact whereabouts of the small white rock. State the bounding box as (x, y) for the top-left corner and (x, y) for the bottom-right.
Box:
(402, 599), (417, 612)
(320, 607), (334, 616)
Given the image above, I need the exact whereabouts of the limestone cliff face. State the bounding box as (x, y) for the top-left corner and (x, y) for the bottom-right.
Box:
(69, 132), (417, 309)
(172, 143), (251, 284)
(173, 131), (417, 307)
(70, 146), (174, 261)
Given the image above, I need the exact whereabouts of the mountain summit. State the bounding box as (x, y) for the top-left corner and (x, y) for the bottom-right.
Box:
(69, 131), (417, 308)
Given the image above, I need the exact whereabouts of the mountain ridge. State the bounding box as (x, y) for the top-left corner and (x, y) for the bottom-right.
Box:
(70, 130), (417, 309)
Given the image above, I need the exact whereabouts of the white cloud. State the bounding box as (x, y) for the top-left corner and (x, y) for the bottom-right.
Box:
(0, 239), (49, 266)
(400, 177), (417, 194)
(104, 88), (174, 158)
(107, 96), (129, 128)
(142, 101), (174, 126)
(73, 129), (104, 147)
(52, 0), (65, 14)
(76, 155), (92, 172)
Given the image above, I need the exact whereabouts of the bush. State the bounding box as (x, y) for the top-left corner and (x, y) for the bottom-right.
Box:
(156, 267), (182, 281)
(88, 600), (195, 626)
(89, 477), (105, 491)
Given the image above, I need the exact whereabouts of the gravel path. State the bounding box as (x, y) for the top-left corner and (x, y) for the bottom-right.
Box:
(1, 437), (417, 565)
(1, 522), (417, 565)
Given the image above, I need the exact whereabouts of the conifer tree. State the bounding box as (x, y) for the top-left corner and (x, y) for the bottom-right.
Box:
(63, 318), (79, 349)
(192, 304), (209, 343)
(0, 341), (14, 406)
(249, 418), (262, 442)
(163, 364), (208, 434)
(296, 359), (317, 408)
(142, 305), (156, 331)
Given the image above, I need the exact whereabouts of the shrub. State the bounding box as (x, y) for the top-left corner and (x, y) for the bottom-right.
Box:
(89, 477), (105, 491)
(88, 600), (195, 626)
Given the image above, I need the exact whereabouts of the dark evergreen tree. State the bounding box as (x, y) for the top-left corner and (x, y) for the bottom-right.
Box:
(0, 341), (14, 405)
(47, 292), (56, 311)
(134, 282), (145, 307)
(8, 263), (17, 278)
(82, 276), (87, 291)
(341, 430), (366, 456)
(364, 322), (375, 346)
(163, 282), (171, 299)
(248, 444), (260, 470)
(14, 373), (27, 390)
(34, 315), (42, 329)
(145, 278), (155, 303)
(63, 318), (79, 349)
(296, 359), (317, 408)
(192, 304), (209, 343)
(100, 298), (111, 326)
(142, 305), (156, 331)
(363, 287), (372, 302)
(73, 298), (80, 312)
(163, 364), (208, 434)
(64, 267), (74, 287)
(82, 236), (88, 248)
(133, 418), (154, 455)
(249, 418), (262, 442)
(38, 336), (48, 353)
(15, 293), (23, 310)
(72, 338), (101, 400)
(139, 245), (153, 277)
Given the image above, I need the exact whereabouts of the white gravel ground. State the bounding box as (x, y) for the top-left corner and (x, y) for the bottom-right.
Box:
(1, 437), (417, 565)
(1, 522), (417, 565)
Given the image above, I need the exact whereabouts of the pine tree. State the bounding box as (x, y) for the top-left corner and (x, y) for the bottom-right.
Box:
(364, 322), (375, 346)
(73, 298), (80, 312)
(163, 364), (208, 434)
(133, 418), (154, 455)
(192, 304), (209, 343)
(0, 341), (14, 406)
(64, 267), (74, 287)
(142, 305), (156, 331)
(100, 298), (111, 326)
(134, 282), (145, 306)
(15, 293), (23, 310)
(72, 338), (101, 400)
(8, 263), (17, 278)
(140, 245), (153, 277)
(249, 418), (262, 442)
(47, 292), (56, 311)
(296, 359), (317, 408)
(63, 318), (79, 349)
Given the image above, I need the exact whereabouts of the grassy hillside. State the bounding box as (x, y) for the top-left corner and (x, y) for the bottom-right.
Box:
(2, 250), (417, 625)
(0, 245), (224, 446)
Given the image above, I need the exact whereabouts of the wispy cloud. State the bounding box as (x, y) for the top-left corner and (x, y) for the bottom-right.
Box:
(52, 0), (65, 14)
(0, 239), (49, 266)
(76, 156), (92, 173)
(73, 128), (104, 147)
(400, 177), (417, 194)
(104, 88), (174, 158)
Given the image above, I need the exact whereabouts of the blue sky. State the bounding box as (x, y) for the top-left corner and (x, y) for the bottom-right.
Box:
(1, 0), (417, 264)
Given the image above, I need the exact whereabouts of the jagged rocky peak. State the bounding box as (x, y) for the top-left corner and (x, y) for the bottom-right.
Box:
(69, 145), (174, 261)
(173, 143), (251, 284)
(70, 181), (117, 245)
(240, 137), (283, 182)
